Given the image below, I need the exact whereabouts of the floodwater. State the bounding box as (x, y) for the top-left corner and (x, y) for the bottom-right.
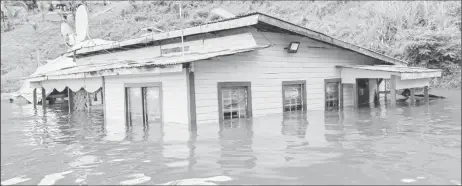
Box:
(1, 89), (461, 185)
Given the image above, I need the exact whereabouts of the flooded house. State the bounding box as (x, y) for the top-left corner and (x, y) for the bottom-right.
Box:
(23, 12), (442, 139)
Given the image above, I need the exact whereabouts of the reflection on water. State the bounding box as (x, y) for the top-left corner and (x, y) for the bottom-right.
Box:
(282, 111), (308, 138)
(219, 119), (256, 175)
(1, 89), (461, 185)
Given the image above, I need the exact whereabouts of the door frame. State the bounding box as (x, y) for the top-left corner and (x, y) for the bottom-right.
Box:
(124, 82), (163, 128)
(355, 78), (370, 106)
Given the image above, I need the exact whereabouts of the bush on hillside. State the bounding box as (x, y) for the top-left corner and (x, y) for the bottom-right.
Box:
(1, 1), (461, 92)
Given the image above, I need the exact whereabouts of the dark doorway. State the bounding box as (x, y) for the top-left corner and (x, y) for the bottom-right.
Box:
(356, 79), (370, 106)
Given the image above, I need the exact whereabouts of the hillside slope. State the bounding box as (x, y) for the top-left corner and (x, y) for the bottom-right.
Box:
(1, 1), (460, 92)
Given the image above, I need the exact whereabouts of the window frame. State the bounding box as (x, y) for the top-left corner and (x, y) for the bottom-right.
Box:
(124, 82), (163, 127)
(217, 82), (252, 122)
(324, 78), (341, 111)
(282, 80), (307, 113)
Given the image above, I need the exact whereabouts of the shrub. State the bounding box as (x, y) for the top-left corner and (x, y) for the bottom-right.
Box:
(120, 9), (126, 17)
(187, 19), (204, 27)
(207, 14), (221, 22)
(196, 10), (209, 18)
(134, 15), (147, 22)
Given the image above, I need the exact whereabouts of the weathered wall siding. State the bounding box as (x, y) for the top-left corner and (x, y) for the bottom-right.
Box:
(194, 30), (379, 123)
(104, 72), (189, 132)
(369, 79), (378, 102)
(342, 84), (355, 107)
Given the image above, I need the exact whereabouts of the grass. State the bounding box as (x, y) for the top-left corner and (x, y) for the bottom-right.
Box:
(1, 1), (460, 93)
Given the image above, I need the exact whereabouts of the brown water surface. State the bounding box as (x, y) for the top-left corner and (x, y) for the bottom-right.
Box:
(1, 89), (461, 185)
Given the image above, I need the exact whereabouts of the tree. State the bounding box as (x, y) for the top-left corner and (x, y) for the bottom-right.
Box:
(1, 1), (28, 32)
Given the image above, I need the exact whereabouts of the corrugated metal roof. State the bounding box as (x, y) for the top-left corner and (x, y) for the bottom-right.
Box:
(31, 56), (76, 77)
(28, 45), (269, 79)
(68, 39), (116, 52)
(337, 65), (442, 73)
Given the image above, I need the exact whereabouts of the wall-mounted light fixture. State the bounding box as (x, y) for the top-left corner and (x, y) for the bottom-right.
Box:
(285, 42), (300, 53)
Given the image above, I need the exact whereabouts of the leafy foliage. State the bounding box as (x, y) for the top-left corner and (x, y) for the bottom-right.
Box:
(1, 1), (461, 92)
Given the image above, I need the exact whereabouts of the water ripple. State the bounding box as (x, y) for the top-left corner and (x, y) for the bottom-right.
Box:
(1, 89), (460, 185)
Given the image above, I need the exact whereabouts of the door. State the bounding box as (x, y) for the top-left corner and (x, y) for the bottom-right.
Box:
(125, 84), (162, 141)
(356, 79), (370, 106)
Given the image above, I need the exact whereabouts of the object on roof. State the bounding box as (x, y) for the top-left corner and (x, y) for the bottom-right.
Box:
(75, 5), (89, 42)
(61, 22), (76, 46)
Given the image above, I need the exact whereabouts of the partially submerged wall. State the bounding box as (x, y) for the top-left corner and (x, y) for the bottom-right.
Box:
(103, 71), (189, 140)
(193, 28), (380, 123)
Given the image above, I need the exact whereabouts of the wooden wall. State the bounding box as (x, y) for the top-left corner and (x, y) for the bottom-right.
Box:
(193, 28), (379, 123)
(103, 71), (189, 138)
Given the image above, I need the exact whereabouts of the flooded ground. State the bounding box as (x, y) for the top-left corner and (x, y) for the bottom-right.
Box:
(1, 88), (461, 185)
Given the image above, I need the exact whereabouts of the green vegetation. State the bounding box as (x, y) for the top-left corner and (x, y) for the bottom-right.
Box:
(1, 1), (460, 92)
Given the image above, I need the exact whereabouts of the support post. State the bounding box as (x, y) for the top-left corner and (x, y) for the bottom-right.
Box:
(67, 87), (70, 113)
(68, 88), (73, 112)
(352, 83), (358, 108)
(376, 79), (381, 102)
(33, 88), (37, 108)
(384, 79), (387, 101)
(73, 51), (77, 62)
(86, 91), (90, 111)
(102, 76), (106, 127)
(100, 88), (104, 105)
(185, 63), (197, 132)
(410, 88), (415, 105)
(41, 87), (46, 109)
(339, 83), (343, 109)
(390, 75), (397, 107)
(424, 86), (429, 104)
(88, 92), (92, 107)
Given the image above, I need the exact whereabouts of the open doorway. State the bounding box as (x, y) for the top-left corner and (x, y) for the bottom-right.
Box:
(356, 79), (370, 106)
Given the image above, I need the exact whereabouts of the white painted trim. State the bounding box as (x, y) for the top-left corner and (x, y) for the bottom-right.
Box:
(401, 71), (442, 80)
(340, 67), (441, 84)
(34, 64), (183, 81)
(340, 68), (400, 84)
(395, 77), (430, 89)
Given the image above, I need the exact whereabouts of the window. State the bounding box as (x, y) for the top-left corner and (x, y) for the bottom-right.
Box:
(125, 83), (162, 127)
(217, 82), (252, 122)
(325, 79), (341, 110)
(282, 81), (307, 112)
